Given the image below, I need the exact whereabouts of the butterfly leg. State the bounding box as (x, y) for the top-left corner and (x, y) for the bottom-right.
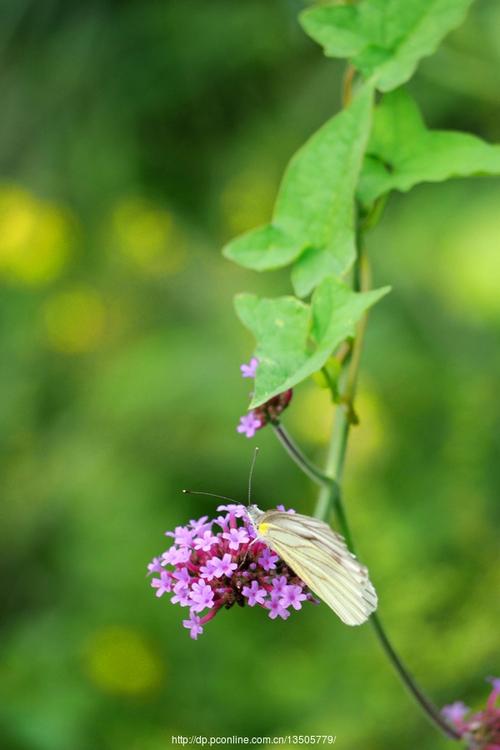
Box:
(238, 537), (259, 569)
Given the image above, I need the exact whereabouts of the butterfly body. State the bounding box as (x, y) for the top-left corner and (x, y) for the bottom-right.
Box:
(245, 504), (377, 626)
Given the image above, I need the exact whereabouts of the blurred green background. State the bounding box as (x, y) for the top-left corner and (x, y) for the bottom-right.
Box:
(1, 1), (499, 749)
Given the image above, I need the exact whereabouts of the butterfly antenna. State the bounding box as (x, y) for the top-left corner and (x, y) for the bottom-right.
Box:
(182, 489), (239, 504)
(247, 446), (259, 506)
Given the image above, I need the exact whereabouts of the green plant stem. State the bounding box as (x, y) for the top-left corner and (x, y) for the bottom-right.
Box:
(273, 410), (459, 738)
(269, 40), (460, 744)
(320, 365), (338, 402)
(270, 234), (461, 741)
(370, 614), (461, 740)
(271, 423), (332, 488)
(315, 464), (460, 741)
(306, 248), (461, 741)
(314, 390), (350, 521)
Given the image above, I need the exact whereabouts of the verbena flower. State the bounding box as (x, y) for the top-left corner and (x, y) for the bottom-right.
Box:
(147, 557), (163, 574)
(240, 357), (259, 379)
(442, 677), (500, 749)
(237, 356), (293, 438)
(148, 503), (317, 639)
(237, 412), (263, 438)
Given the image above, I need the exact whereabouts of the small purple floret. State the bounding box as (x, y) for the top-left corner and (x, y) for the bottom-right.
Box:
(193, 530), (219, 552)
(188, 515), (209, 533)
(173, 526), (195, 548)
(147, 557), (163, 575)
(242, 580), (267, 607)
(151, 570), (172, 597)
(211, 553), (238, 578)
(240, 357), (259, 379)
(171, 580), (191, 607)
(236, 389), (293, 439)
(271, 575), (288, 595)
(266, 594), (291, 620)
(189, 580), (215, 612)
(488, 677), (500, 693)
(183, 613), (203, 640)
(216, 503), (247, 518)
(236, 413), (263, 438)
(280, 584), (308, 611)
(223, 527), (250, 550)
(442, 701), (469, 726)
(161, 546), (190, 565)
(258, 547), (279, 571)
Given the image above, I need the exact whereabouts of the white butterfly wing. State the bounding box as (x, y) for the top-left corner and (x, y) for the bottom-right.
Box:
(258, 511), (377, 626)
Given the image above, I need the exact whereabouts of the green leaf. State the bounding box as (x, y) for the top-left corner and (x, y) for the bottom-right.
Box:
(224, 85), (374, 296)
(301, 0), (474, 92)
(358, 88), (500, 205)
(222, 224), (304, 272)
(235, 276), (390, 408)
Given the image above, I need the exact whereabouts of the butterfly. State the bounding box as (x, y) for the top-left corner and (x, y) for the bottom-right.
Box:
(184, 448), (377, 626)
(245, 503), (377, 626)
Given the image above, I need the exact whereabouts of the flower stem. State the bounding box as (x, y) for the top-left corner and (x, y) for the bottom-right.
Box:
(268, 232), (460, 741)
(315, 473), (461, 740)
(271, 422), (332, 488)
(309, 247), (461, 741)
(320, 365), (338, 402)
(314, 393), (350, 521)
(370, 615), (461, 740)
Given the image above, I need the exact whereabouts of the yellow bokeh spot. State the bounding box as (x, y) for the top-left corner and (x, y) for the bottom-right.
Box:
(288, 382), (386, 466)
(111, 197), (186, 276)
(43, 285), (106, 354)
(220, 168), (276, 235)
(83, 625), (163, 696)
(437, 202), (500, 321)
(288, 384), (333, 445)
(0, 185), (72, 285)
(349, 387), (386, 467)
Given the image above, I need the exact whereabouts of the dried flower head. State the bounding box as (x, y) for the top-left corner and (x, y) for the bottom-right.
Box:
(442, 677), (500, 749)
(148, 503), (317, 639)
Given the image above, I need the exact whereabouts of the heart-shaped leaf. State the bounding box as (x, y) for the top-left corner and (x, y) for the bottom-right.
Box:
(301, 0), (474, 92)
(224, 85), (374, 297)
(235, 276), (390, 408)
(358, 88), (500, 205)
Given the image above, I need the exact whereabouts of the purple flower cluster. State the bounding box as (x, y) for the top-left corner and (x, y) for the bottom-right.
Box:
(237, 357), (293, 438)
(148, 503), (317, 639)
(442, 678), (500, 749)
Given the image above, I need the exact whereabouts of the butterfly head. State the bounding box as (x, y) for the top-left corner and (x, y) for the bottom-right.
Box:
(245, 503), (264, 526)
